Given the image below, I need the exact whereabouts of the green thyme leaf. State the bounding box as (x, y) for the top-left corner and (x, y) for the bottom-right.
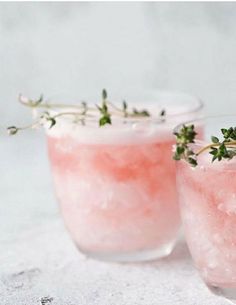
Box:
(173, 152), (181, 161)
(221, 127), (236, 140)
(188, 157), (197, 167)
(98, 89), (112, 126)
(211, 136), (219, 143)
(123, 100), (127, 111)
(176, 146), (185, 154)
(122, 100), (128, 117)
(160, 109), (166, 117)
(99, 115), (111, 126)
(132, 108), (150, 117)
(49, 118), (56, 128)
(173, 124), (197, 166)
(102, 89), (107, 100)
(81, 101), (88, 115)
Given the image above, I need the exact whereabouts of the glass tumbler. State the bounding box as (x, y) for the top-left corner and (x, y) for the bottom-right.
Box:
(47, 91), (203, 262)
(176, 115), (236, 302)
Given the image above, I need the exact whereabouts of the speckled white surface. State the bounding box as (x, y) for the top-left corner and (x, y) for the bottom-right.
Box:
(0, 134), (231, 305)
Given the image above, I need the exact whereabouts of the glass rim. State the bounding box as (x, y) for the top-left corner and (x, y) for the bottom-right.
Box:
(45, 90), (204, 125)
(173, 113), (236, 134)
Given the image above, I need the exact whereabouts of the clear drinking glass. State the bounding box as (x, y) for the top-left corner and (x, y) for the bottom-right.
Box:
(176, 115), (236, 303)
(46, 91), (203, 262)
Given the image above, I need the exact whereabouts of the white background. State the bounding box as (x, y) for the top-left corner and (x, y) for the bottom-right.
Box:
(1, 2), (236, 127)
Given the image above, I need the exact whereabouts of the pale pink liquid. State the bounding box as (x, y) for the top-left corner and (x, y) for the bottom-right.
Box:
(178, 154), (236, 287)
(47, 132), (181, 258)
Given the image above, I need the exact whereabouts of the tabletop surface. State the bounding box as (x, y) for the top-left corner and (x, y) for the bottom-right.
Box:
(0, 134), (231, 305)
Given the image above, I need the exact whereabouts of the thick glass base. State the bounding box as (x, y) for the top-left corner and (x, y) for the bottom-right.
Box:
(207, 284), (236, 304)
(78, 241), (176, 263)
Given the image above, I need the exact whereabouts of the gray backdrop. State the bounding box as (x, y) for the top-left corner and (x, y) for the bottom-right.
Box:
(1, 4), (236, 304)
(1, 2), (236, 126)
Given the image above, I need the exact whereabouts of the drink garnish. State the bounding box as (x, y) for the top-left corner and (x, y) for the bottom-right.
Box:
(173, 125), (236, 166)
(7, 89), (166, 134)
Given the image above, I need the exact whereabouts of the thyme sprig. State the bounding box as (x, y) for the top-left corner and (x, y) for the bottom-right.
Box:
(173, 124), (197, 166)
(96, 89), (112, 126)
(173, 125), (236, 166)
(8, 89), (167, 135)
